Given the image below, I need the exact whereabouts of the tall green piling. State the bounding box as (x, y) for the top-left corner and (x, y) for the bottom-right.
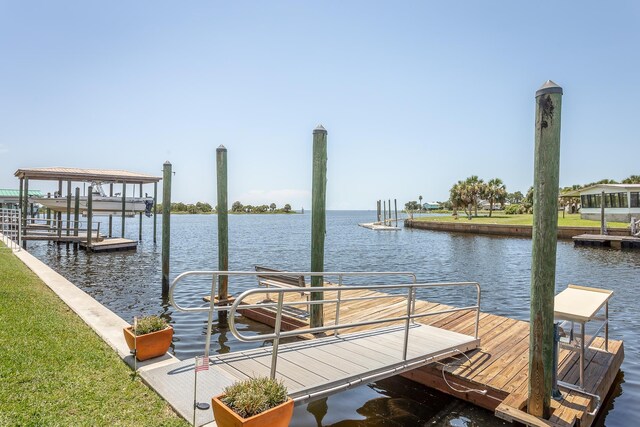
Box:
(87, 185), (93, 246)
(161, 162), (172, 297)
(21, 178), (27, 248)
(216, 146), (229, 324)
(139, 183), (143, 241)
(600, 190), (606, 235)
(528, 80), (563, 419)
(121, 182), (127, 238)
(66, 181), (71, 247)
(108, 183), (113, 238)
(73, 187), (80, 250)
(310, 125), (327, 329)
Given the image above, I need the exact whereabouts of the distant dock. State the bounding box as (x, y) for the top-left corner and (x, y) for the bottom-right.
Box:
(358, 221), (401, 231)
(573, 233), (640, 249)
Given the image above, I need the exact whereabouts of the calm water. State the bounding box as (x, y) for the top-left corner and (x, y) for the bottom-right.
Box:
(27, 211), (639, 426)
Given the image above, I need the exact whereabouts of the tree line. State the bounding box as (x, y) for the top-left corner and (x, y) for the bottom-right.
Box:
(449, 175), (507, 218)
(231, 201), (292, 214)
(154, 201), (293, 214)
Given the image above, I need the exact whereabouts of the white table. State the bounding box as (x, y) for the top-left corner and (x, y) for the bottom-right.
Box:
(554, 284), (613, 388)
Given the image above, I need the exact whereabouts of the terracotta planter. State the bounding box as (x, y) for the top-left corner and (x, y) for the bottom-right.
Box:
(211, 394), (294, 427)
(123, 325), (173, 361)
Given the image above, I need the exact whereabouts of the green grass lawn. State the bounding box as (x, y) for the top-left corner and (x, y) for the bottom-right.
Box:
(410, 213), (629, 228)
(0, 244), (189, 426)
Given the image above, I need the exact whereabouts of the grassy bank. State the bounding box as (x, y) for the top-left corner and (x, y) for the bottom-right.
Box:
(0, 245), (188, 426)
(410, 213), (629, 228)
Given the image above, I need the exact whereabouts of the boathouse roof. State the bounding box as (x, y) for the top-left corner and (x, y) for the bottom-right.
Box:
(14, 167), (162, 184)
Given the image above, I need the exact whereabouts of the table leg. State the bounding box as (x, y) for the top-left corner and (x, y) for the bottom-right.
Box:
(580, 321), (585, 388)
(605, 301), (609, 352)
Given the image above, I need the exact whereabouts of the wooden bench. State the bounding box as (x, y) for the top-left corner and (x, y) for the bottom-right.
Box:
(254, 265), (306, 290)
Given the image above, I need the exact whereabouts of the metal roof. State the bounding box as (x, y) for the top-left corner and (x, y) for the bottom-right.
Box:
(0, 189), (43, 197)
(14, 167), (162, 184)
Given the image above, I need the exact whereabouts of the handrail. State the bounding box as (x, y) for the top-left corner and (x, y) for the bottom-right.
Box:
(169, 270), (481, 380)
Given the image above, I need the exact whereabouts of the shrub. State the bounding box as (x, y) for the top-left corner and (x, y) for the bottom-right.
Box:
(504, 204), (521, 215)
(134, 316), (169, 336)
(221, 377), (288, 418)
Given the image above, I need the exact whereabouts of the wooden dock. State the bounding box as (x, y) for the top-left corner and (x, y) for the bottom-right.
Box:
(358, 222), (401, 231)
(573, 233), (640, 249)
(80, 238), (138, 252)
(238, 286), (624, 427)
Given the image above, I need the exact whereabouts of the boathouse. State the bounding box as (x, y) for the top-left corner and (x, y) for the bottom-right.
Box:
(574, 184), (640, 222)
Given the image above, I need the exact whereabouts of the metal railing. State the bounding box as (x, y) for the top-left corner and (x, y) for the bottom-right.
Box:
(0, 208), (22, 250)
(169, 271), (481, 379)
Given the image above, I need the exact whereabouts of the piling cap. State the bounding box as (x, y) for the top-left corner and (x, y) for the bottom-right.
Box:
(217, 144), (227, 152)
(313, 124), (327, 134)
(536, 80), (563, 97)
(164, 161), (172, 165)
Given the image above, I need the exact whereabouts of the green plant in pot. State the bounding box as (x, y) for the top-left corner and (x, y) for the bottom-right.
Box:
(123, 315), (173, 361)
(212, 377), (293, 427)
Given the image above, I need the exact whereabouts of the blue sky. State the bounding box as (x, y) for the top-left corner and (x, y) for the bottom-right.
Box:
(1, 1), (638, 209)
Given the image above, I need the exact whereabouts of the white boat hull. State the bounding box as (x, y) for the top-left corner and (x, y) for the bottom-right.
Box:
(32, 197), (153, 217)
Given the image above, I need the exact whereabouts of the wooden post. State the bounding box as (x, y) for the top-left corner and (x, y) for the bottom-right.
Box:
(66, 181), (72, 247)
(57, 180), (62, 240)
(600, 190), (606, 235)
(139, 183), (143, 241)
(394, 199), (398, 224)
(121, 182), (126, 238)
(383, 200), (387, 224)
(87, 185), (93, 247)
(388, 199), (391, 225)
(20, 178), (26, 248)
(73, 187), (80, 250)
(108, 183), (113, 238)
(377, 200), (381, 222)
(216, 145), (229, 323)
(310, 125), (327, 329)
(528, 80), (563, 419)
(162, 162), (172, 296)
(153, 182), (158, 243)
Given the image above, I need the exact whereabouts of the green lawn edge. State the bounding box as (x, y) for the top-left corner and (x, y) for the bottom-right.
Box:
(408, 213), (629, 228)
(0, 244), (189, 426)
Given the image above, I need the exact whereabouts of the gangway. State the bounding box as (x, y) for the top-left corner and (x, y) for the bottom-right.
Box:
(143, 271), (481, 426)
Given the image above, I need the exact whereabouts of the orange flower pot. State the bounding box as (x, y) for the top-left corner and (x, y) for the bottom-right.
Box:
(123, 325), (173, 361)
(212, 394), (294, 427)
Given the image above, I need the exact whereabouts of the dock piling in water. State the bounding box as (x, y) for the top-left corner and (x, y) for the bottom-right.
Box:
(121, 182), (126, 238)
(162, 162), (172, 297)
(73, 187), (80, 250)
(311, 125), (327, 328)
(108, 183), (113, 238)
(216, 145), (229, 324)
(87, 185), (93, 246)
(528, 80), (563, 418)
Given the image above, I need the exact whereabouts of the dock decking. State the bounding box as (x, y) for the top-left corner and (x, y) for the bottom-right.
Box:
(573, 233), (640, 249)
(79, 238), (138, 252)
(238, 286), (624, 427)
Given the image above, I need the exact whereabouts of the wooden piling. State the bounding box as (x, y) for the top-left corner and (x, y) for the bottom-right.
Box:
(153, 182), (158, 243)
(121, 182), (126, 238)
(216, 146), (229, 323)
(108, 183), (113, 238)
(394, 199), (398, 223)
(310, 125), (327, 328)
(73, 187), (80, 250)
(377, 200), (381, 222)
(162, 162), (172, 296)
(87, 185), (93, 246)
(66, 181), (71, 247)
(383, 200), (387, 224)
(600, 190), (606, 235)
(22, 178), (28, 248)
(528, 80), (563, 418)
(57, 180), (62, 240)
(139, 183), (143, 241)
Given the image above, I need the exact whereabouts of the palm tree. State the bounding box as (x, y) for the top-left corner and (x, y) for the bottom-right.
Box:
(484, 178), (507, 217)
(465, 175), (485, 217)
(622, 175), (640, 184)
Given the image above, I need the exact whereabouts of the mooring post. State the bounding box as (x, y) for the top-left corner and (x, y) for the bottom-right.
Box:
(388, 199), (391, 225)
(87, 185), (93, 247)
(139, 183), (143, 241)
(216, 145), (229, 324)
(108, 183), (113, 238)
(121, 182), (126, 238)
(153, 182), (158, 243)
(528, 80), (563, 419)
(73, 187), (80, 250)
(383, 200), (387, 224)
(20, 178), (26, 248)
(394, 199), (398, 224)
(600, 190), (606, 235)
(377, 200), (381, 222)
(310, 125), (327, 329)
(66, 181), (71, 247)
(161, 162), (172, 297)
(57, 180), (62, 240)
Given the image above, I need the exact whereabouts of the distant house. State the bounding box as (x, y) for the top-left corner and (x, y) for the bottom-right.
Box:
(0, 189), (43, 209)
(573, 184), (640, 222)
(422, 202), (440, 211)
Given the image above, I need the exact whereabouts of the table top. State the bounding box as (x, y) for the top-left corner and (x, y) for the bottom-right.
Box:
(554, 284), (613, 322)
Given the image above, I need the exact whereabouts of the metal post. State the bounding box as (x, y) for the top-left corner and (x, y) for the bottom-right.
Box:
(161, 162), (172, 296)
(270, 292), (285, 379)
(87, 185), (93, 247)
(108, 183), (113, 238)
(216, 146), (229, 323)
(73, 187), (80, 250)
(600, 190), (606, 235)
(551, 323), (562, 400)
(528, 80), (563, 419)
(139, 183), (143, 241)
(310, 125), (327, 328)
(121, 182), (126, 238)
(153, 182), (158, 243)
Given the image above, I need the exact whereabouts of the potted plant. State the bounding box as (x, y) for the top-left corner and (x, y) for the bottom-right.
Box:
(212, 377), (293, 427)
(123, 315), (173, 361)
